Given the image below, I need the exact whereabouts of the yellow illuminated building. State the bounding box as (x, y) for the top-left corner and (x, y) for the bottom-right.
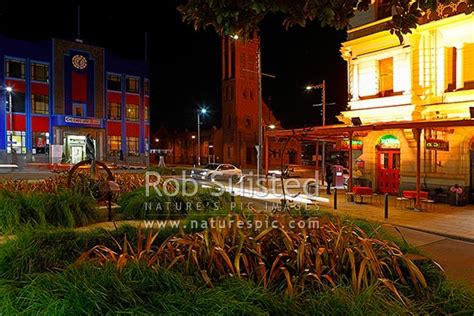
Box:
(339, 0), (474, 199)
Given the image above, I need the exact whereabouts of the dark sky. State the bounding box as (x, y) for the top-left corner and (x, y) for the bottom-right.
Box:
(0, 0), (347, 132)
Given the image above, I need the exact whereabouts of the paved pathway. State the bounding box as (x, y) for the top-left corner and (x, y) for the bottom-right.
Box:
(383, 226), (474, 287)
(320, 192), (474, 242)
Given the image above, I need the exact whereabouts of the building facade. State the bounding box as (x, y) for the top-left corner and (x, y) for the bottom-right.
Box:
(0, 36), (150, 165)
(339, 0), (474, 199)
(157, 34), (301, 170)
(221, 34), (301, 169)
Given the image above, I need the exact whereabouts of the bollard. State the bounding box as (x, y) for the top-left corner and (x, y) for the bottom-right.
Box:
(384, 193), (389, 219)
(334, 188), (338, 210)
(231, 191), (235, 203)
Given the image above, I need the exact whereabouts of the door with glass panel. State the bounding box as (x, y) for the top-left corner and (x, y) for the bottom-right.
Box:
(377, 150), (400, 194)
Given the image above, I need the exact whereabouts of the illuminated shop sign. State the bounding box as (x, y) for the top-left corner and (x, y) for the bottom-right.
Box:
(378, 135), (400, 149)
(341, 139), (363, 150)
(426, 139), (449, 151)
(64, 116), (101, 126)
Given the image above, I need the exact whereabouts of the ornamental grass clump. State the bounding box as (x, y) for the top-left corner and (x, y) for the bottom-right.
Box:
(77, 211), (431, 302)
(0, 189), (96, 233)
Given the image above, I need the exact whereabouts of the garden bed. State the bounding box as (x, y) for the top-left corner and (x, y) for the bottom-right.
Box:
(0, 214), (472, 315)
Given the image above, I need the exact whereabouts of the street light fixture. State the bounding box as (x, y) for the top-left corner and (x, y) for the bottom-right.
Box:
(305, 80), (327, 185)
(197, 106), (208, 165)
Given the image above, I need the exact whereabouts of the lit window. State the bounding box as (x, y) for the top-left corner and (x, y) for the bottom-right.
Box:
(32, 132), (49, 154)
(463, 43), (474, 90)
(378, 58), (393, 97)
(126, 104), (139, 121)
(127, 137), (139, 156)
(6, 59), (25, 79)
(144, 105), (149, 122)
(108, 136), (121, 156)
(108, 102), (121, 120)
(31, 63), (49, 82)
(126, 77), (139, 93)
(32, 94), (49, 114)
(107, 74), (122, 91)
(73, 103), (85, 117)
(7, 131), (26, 154)
(445, 47), (456, 92)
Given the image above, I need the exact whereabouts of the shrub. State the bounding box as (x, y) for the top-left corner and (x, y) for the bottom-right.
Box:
(118, 186), (231, 220)
(78, 212), (434, 301)
(0, 225), (179, 280)
(0, 190), (97, 234)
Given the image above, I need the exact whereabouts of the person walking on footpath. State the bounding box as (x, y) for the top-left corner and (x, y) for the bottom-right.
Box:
(325, 162), (333, 195)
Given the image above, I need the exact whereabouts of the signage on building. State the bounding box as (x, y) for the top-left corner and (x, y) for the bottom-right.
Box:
(378, 135), (400, 149)
(341, 139), (363, 150)
(64, 116), (101, 126)
(426, 139), (449, 151)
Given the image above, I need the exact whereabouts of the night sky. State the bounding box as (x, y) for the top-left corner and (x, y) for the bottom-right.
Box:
(0, 0), (347, 132)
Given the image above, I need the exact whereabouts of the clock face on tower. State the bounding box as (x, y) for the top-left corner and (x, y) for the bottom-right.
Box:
(72, 54), (87, 70)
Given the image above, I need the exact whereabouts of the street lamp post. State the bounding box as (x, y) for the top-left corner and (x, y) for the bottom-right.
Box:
(306, 81), (326, 185)
(197, 107), (207, 165)
(6, 87), (13, 159)
(263, 123), (275, 179)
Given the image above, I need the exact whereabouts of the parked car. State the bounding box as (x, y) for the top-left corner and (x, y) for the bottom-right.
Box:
(190, 163), (242, 181)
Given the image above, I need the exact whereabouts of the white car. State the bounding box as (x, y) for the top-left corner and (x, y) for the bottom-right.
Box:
(190, 163), (242, 182)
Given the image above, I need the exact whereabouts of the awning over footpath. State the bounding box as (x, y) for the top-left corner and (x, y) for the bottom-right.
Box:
(265, 118), (474, 209)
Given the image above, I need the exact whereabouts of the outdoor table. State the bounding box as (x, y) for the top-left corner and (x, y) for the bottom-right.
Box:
(402, 191), (429, 209)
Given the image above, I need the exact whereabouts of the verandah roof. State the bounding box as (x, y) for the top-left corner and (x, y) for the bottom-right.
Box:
(265, 118), (474, 209)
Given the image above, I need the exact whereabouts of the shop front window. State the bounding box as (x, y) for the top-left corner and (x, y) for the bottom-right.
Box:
(127, 137), (139, 156)
(108, 136), (121, 156)
(32, 132), (49, 154)
(7, 130), (26, 154)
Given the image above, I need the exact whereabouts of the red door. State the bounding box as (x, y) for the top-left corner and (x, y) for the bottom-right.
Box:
(377, 150), (400, 194)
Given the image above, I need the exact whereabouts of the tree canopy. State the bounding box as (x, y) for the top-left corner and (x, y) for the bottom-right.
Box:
(178, 0), (474, 42)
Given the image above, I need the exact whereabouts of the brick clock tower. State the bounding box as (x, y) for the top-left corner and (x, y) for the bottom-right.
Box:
(221, 34), (260, 168)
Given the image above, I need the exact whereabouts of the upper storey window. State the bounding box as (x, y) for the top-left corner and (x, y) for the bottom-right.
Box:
(31, 63), (49, 82)
(107, 74), (122, 91)
(126, 77), (139, 93)
(377, 0), (392, 20)
(6, 59), (25, 79)
(378, 58), (394, 97)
